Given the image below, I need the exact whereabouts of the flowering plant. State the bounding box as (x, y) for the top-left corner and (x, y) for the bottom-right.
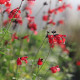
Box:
(0, 0), (80, 80)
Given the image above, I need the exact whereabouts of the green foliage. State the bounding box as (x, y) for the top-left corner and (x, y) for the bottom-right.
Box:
(0, 27), (79, 80)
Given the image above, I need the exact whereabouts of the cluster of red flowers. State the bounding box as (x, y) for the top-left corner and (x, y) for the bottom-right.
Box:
(8, 7), (23, 27)
(27, 15), (37, 35)
(42, 3), (71, 26)
(47, 31), (66, 48)
(47, 31), (69, 53)
(2, 0), (23, 27)
(50, 65), (60, 73)
(11, 32), (29, 42)
(76, 61), (80, 66)
(0, 0), (11, 26)
(37, 58), (60, 74)
(17, 56), (28, 65)
(48, 3), (72, 14)
(8, 7), (21, 19)
(24, 0), (37, 35)
(17, 57), (43, 66)
(0, 0), (10, 4)
(5, 1), (11, 14)
(17, 57), (60, 74)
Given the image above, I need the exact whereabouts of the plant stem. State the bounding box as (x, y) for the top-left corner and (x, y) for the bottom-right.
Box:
(32, 37), (46, 68)
(35, 48), (51, 79)
(16, 65), (18, 80)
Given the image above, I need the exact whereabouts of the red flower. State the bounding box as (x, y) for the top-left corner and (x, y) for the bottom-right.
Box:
(43, 15), (48, 21)
(5, 8), (11, 14)
(21, 56), (28, 64)
(50, 65), (60, 73)
(48, 9), (54, 14)
(28, 22), (37, 33)
(76, 61), (80, 66)
(48, 34), (66, 48)
(17, 57), (22, 65)
(58, 20), (64, 24)
(48, 20), (56, 25)
(5, 2), (11, 7)
(37, 58), (43, 65)
(78, 5), (80, 11)
(22, 35), (29, 42)
(8, 7), (21, 19)
(0, 0), (8, 4)
(17, 56), (28, 65)
(11, 33), (18, 41)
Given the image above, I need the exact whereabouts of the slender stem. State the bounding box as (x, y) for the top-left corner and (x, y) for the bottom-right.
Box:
(16, 65), (18, 80)
(32, 37), (46, 65)
(43, 69), (49, 80)
(36, 48), (51, 78)
(31, 36), (46, 76)
(19, 39), (23, 55)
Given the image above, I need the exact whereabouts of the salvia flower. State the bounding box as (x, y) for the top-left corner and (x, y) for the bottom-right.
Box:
(37, 58), (43, 65)
(17, 57), (22, 65)
(28, 22), (37, 35)
(8, 7), (21, 19)
(47, 33), (66, 48)
(17, 56), (28, 65)
(76, 61), (80, 66)
(43, 15), (48, 21)
(5, 8), (11, 14)
(21, 35), (29, 42)
(0, 0), (10, 4)
(5, 2), (11, 7)
(50, 65), (60, 73)
(11, 33), (19, 41)
(78, 5), (80, 11)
